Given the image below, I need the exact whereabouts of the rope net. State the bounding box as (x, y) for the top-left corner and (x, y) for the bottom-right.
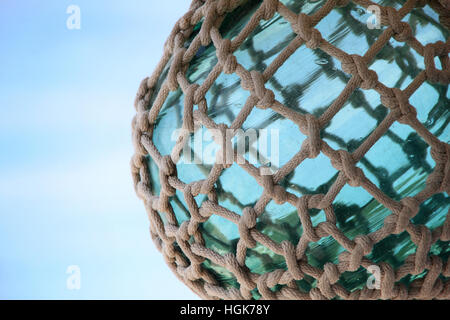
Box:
(131, 0), (450, 299)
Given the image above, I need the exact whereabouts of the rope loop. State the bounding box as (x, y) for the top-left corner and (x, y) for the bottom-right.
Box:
(424, 41), (450, 84)
(349, 235), (373, 271)
(293, 13), (322, 50)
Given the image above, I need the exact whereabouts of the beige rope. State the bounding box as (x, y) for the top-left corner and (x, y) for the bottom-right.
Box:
(131, 0), (450, 300)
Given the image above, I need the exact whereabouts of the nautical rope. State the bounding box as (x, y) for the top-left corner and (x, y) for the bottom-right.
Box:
(131, 0), (450, 300)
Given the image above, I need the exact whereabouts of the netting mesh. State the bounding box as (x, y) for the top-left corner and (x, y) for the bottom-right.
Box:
(131, 0), (450, 299)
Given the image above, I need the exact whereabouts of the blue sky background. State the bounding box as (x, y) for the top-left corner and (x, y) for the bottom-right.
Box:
(0, 0), (199, 299)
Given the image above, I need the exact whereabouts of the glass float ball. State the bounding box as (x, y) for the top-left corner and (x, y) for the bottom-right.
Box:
(134, 0), (450, 299)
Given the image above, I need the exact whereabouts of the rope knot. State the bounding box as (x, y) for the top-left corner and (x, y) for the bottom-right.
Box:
(134, 77), (151, 111)
(177, 221), (191, 242)
(217, 38), (237, 74)
(340, 54), (357, 74)
(349, 235), (373, 271)
(380, 92), (396, 110)
(281, 241), (304, 280)
(135, 111), (151, 139)
(317, 262), (340, 299)
(302, 114), (321, 158)
(341, 54), (378, 89)
(296, 195), (321, 242)
(393, 197), (420, 234)
(250, 70), (275, 109)
(293, 14), (322, 50)
(430, 143), (450, 192)
(239, 207), (258, 248)
(430, 142), (449, 163)
(224, 253), (254, 289)
(271, 185), (288, 204)
(308, 193), (326, 209)
(380, 88), (417, 124)
(380, 262), (396, 299)
(309, 287), (327, 300)
(396, 91), (416, 124)
(160, 155), (176, 176)
(323, 263), (340, 284)
(159, 155), (177, 195)
(387, 7), (413, 42)
(198, 200), (215, 220)
(410, 225), (432, 274)
(331, 150), (363, 187)
(262, 0), (278, 20)
(135, 99), (149, 116)
(183, 184), (207, 223)
(178, 10), (194, 30)
(257, 270), (284, 299)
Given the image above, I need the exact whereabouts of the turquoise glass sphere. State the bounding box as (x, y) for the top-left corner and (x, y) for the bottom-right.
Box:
(143, 0), (449, 298)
